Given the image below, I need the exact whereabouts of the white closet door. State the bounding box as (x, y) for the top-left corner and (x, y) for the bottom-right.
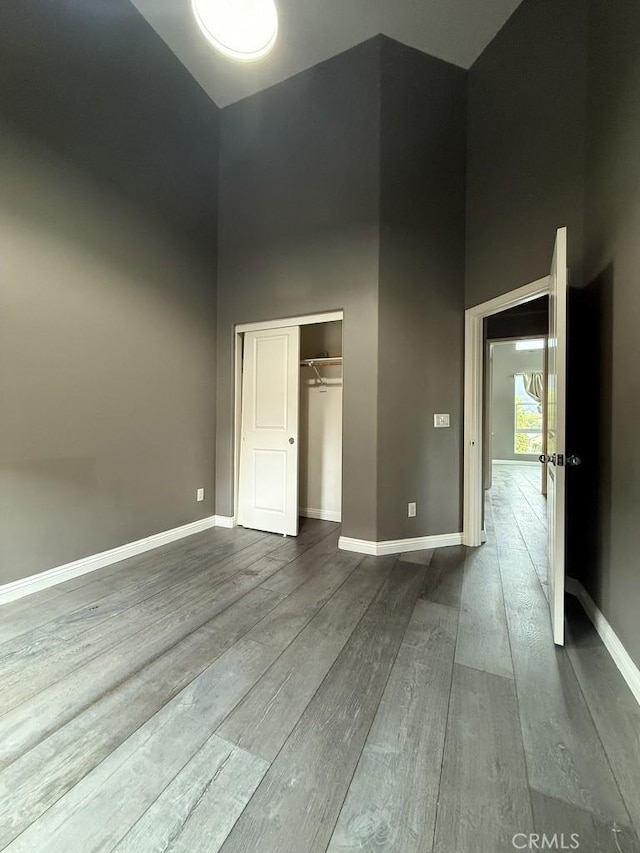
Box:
(238, 327), (300, 536)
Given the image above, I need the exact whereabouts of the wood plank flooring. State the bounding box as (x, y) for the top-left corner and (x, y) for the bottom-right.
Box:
(0, 470), (638, 852)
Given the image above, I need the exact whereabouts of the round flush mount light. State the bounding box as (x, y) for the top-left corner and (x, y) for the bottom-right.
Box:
(192, 0), (278, 62)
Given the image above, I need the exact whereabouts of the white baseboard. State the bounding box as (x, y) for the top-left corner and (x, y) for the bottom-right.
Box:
(213, 515), (237, 529)
(338, 532), (463, 557)
(567, 576), (640, 707)
(300, 507), (341, 523)
(0, 515), (219, 607)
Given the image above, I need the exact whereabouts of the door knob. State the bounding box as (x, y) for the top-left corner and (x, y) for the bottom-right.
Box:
(539, 453), (581, 467)
(289, 437), (295, 445)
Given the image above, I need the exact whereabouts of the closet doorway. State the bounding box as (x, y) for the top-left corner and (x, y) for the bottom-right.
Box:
(234, 312), (343, 536)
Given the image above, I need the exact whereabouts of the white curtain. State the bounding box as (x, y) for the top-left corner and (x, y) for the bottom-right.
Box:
(524, 372), (544, 406)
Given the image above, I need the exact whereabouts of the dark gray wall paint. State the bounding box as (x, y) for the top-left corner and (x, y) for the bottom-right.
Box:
(377, 39), (467, 540)
(216, 38), (468, 543)
(465, 0), (588, 308)
(577, 0), (640, 668)
(0, 0), (218, 257)
(466, 0), (640, 669)
(0, 1), (218, 583)
(215, 40), (382, 540)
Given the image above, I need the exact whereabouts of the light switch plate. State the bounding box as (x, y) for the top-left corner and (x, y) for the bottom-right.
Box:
(434, 414), (450, 428)
(196, 488), (205, 502)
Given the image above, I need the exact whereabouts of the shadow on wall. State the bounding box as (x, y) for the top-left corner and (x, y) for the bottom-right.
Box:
(566, 266), (613, 599)
(0, 0), (219, 257)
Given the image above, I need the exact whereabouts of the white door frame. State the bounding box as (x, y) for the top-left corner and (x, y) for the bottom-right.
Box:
(233, 310), (344, 525)
(463, 277), (550, 546)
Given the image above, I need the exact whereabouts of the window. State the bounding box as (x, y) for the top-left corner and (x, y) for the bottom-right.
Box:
(514, 374), (543, 454)
(515, 339), (545, 351)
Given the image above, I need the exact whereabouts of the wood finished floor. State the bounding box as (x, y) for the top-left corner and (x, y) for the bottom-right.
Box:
(0, 466), (639, 852)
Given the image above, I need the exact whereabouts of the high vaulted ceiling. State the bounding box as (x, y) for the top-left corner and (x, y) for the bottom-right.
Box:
(131, 0), (524, 107)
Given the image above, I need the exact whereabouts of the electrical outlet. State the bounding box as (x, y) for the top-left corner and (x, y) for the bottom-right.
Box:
(408, 502), (417, 518)
(434, 413), (450, 428)
(196, 488), (205, 502)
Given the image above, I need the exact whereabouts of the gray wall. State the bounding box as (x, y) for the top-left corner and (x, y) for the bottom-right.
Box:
(489, 342), (544, 462)
(216, 37), (468, 543)
(377, 40), (467, 540)
(0, 1), (218, 583)
(465, 0), (588, 308)
(0, 0), (218, 257)
(578, 0), (640, 667)
(466, 0), (640, 668)
(215, 39), (382, 541)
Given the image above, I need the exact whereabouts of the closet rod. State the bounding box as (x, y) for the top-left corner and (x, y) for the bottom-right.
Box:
(300, 356), (342, 390)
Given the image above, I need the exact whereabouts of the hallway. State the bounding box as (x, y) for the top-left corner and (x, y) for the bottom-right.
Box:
(487, 462), (548, 592)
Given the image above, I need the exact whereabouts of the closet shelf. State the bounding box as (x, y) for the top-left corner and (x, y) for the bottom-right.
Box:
(301, 357), (342, 390)
(300, 357), (343, 367)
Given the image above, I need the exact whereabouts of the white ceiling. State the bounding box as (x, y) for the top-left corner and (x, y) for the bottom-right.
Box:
(131, 0), (524, 108)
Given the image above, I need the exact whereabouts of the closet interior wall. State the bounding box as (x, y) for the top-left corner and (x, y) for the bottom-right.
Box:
(299, 321), (343, 522)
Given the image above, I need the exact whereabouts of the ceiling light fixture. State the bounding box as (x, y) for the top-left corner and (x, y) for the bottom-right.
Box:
(192, 0), (278, 62)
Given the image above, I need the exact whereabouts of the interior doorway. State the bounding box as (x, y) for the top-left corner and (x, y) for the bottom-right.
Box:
(483, 300), (550, 599)
(463, 277), (551, 548)
(464, 226), (572, 647)
(233, 311), (344, 537)
(484, 306), (549, 495)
